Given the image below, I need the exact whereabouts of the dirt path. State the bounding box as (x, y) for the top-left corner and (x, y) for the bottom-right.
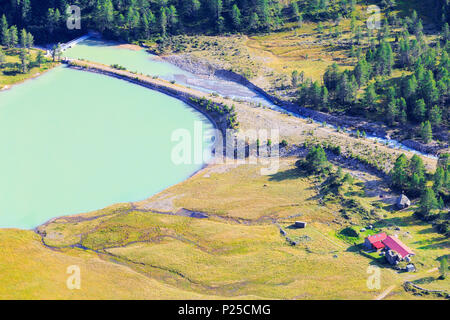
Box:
(375, 285), (396, 300)
(374, 267), (440, 300)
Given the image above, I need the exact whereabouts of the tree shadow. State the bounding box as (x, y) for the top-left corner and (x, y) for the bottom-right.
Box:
(2, 69), (20, 76)
(268, 167), (308, 182)
(417, 227), (438, 235)
(373, 215), (420, 228)
(415, 238), (450, 250)
(412, 277), (436, 285)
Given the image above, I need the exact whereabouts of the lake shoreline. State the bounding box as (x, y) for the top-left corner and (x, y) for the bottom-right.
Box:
(64, 59), (232, 134)
(1, 62), (59, 92)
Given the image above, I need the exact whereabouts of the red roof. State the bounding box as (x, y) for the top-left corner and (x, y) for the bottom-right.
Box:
(366, 233), (387, 244)
(372, 241), (385, 249)
(383, 236), (414, 258)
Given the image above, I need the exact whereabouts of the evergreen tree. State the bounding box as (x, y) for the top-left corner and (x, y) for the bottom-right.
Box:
(418, 187), (438, 218)
(409, 155), (426, 194)
(354, 57), (369, 87)
(19, 48), (28, 73)
(20, 28), (27, 48)
(291, 2), (300, 21)
(420, 120), (433, 143)
(257, 0), (271, 29)
(302, 145), (330, 174)
(0, 48), (5, 65)
(35, 50), (44, 67)
(20, 0), (31, 24)
(386, 100), (398, 125)
(183, 0), (201, 18)
(363, 83), (378, 109)
(439, 258), (448, 280)
(231, 4), (241, 30)
(249, 12), (259, 31)
(413, 99), (426, 122)
(433, 166), (445, 193)
(390, 154), (409, 190)
(429, 105), (442, 126)
(159, 8), (167, 37)
(1, 15), (8, 47)
(9, 25), (18, 48)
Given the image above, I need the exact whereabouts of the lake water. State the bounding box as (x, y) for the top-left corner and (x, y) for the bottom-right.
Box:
(64, 38), (275, 106)
(0, 66), (213, 229)
(64, 39), (438, 159)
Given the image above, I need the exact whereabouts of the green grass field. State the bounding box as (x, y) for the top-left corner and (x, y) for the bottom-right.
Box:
(15, 158), (445, 300)
(0, 47), (55, 88)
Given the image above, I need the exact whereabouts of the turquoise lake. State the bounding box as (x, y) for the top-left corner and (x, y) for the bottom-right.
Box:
(0, 66), (213, 229)
(64, 38), (275, 106)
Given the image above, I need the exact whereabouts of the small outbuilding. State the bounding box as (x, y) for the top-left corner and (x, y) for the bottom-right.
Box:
(294, 221), (307, 229)
(405, 264), (416, 272)
(396, 194), (411, 210)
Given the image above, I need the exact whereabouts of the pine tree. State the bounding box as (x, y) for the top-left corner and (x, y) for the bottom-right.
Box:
(418, 187), (438, 218)
(9, 26), (18, 49)
(303, 145), (330, 173)
(398, 98), (408, 124)
(386, 100), (398, 125)
(429, 105), (442, 126)
(19, 48), (28, 73)
(21, 0), (31, 24)
(363, 83), (378, 109)
(433, 166), (445, 193)
(35, 50), (44, 67)
(291, 2), (299, 21)
(409, 155), (426, 194)
(354, 57), (369, 87)
(0, 48), (5, 65)
(231, 4), (241, 30)
(46, 8), (56, 35)
(390, 154), (409, 190)
(439, 258), (448, 280)
(159, 8), (167, 37)
(421, 70), (439, 106)
(184, 0), (201, 18)
(1, 15), (8, 47)
(257, 0), (271, 29)
(413, 99), (426, 122)
(249, 12), (259, 31)
(20, 28), (27, 48)
(167, 5), (179, 32)
(404, 75), (417, 100)
(291, 70), (299, 88)
(420, 120), (433, 143)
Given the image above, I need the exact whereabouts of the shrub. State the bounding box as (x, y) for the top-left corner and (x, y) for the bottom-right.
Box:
(340, 227), (359, 238)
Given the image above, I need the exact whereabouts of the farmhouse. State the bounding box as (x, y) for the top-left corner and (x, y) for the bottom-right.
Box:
(364, 232), (387, 251)
(382, 235), (415, 260)
(364, 233), (415, 265)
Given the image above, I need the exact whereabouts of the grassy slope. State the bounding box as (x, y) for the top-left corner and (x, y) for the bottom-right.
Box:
(0, 229), (234, 299)
(32, 159), (448, 299)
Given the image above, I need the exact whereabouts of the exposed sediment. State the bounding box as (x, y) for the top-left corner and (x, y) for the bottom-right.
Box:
(163, 54), (448, 156)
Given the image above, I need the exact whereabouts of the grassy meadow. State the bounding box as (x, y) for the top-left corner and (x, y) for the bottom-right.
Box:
(15, 158), (445, 300)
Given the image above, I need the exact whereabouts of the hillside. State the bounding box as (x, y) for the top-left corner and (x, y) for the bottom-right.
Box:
(0, 0), (448, 301)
